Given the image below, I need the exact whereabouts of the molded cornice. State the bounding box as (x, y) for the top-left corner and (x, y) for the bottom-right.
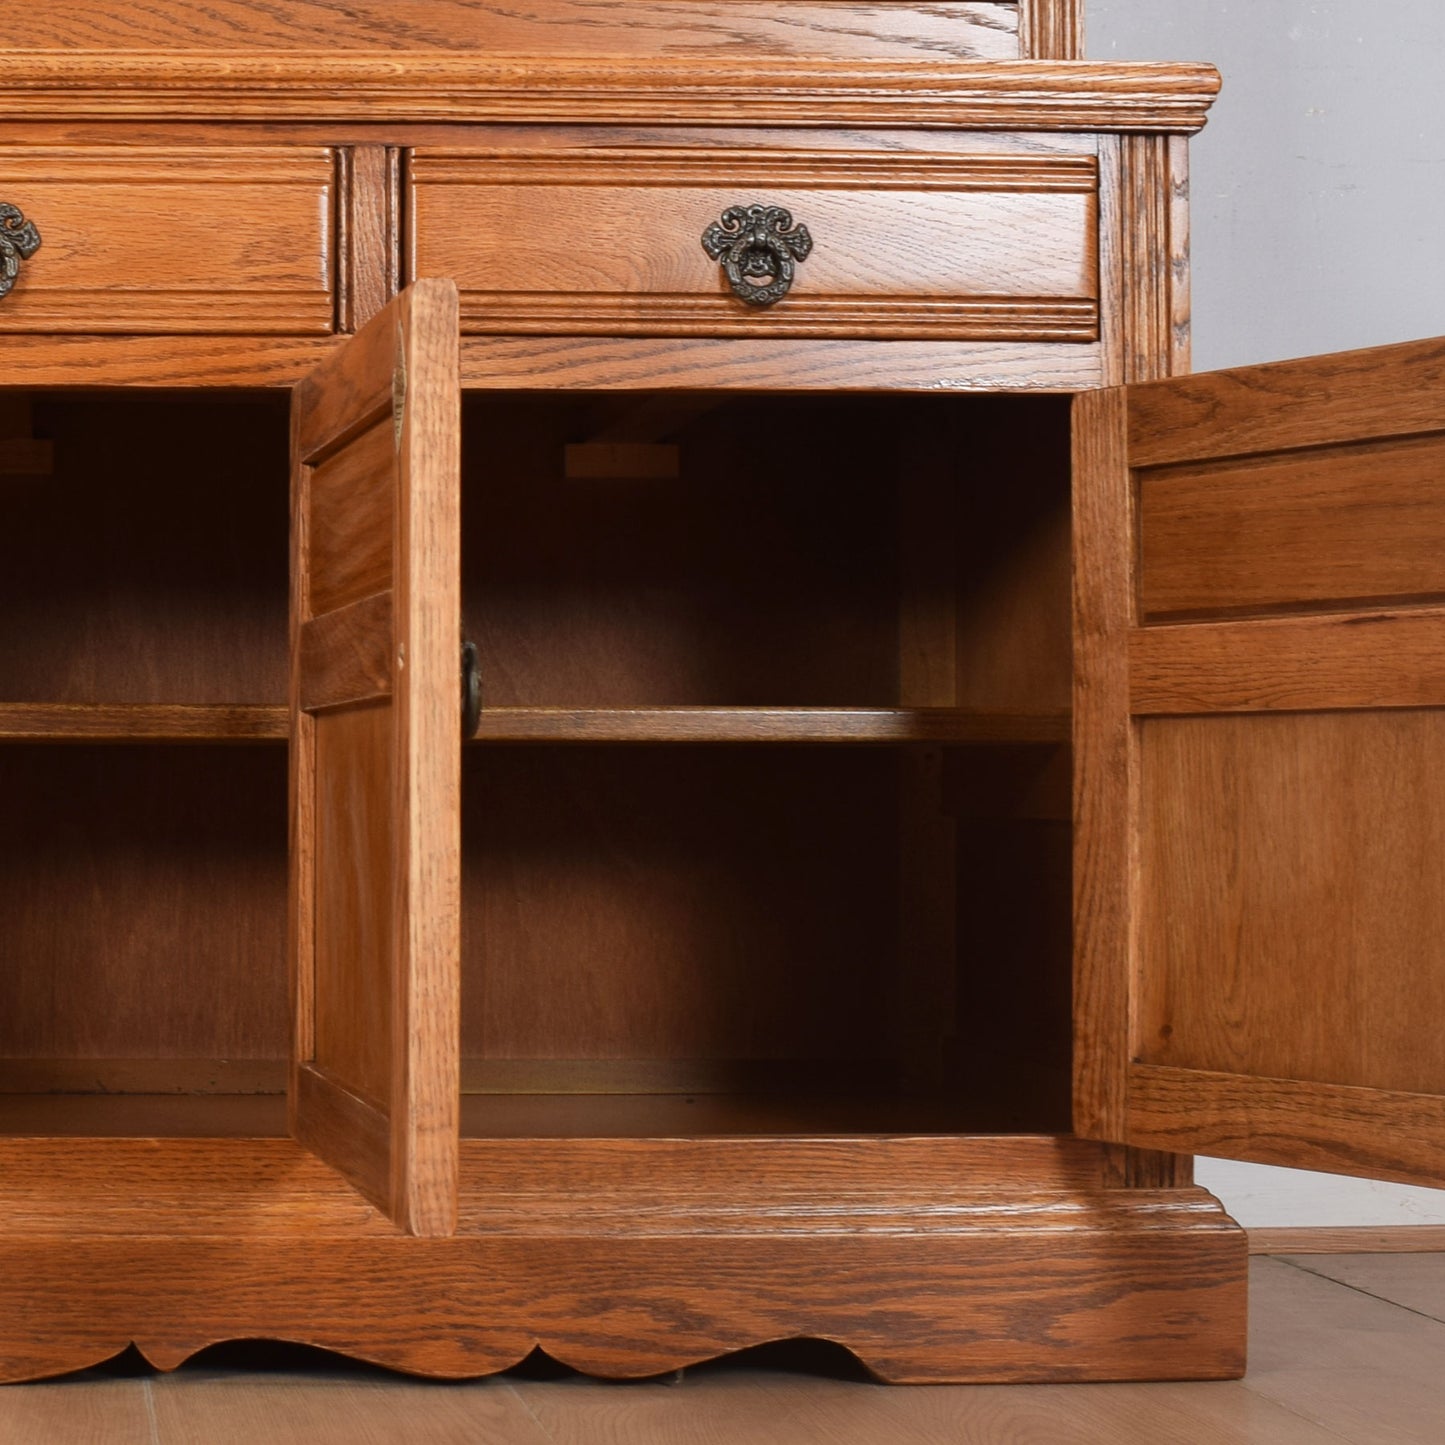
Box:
(0, 53), (1221, 130)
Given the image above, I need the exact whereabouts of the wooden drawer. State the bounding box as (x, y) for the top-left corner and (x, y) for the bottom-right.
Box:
(0, 147), (334, 334)
(408, 144), (1098, 342)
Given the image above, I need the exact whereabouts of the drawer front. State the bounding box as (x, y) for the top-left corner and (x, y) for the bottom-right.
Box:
(408, 146), (1098, 342)
(0, 148), (334, 334)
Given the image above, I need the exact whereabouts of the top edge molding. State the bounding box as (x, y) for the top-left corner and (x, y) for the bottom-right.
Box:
(0, 54), (1221, 131)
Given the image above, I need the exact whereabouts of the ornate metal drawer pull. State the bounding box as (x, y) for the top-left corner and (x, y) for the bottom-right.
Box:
(0, 204), (41, 300)
(702, 204), (813, 308)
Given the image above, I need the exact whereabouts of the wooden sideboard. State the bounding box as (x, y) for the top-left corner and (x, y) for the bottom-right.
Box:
(1, 0), (1440, 1385)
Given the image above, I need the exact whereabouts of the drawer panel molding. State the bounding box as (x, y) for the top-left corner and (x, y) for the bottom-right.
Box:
(410, 147), (1099, 343)
(0, 147), (335, 335)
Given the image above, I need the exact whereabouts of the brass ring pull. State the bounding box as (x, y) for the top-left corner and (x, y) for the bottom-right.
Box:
(702, 204), (813, 308)
(0, 203), (41, 300)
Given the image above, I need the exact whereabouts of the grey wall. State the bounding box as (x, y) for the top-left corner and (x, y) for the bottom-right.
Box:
(1088, 1), (1445, 1228)
(1090, 0), (1445, 370)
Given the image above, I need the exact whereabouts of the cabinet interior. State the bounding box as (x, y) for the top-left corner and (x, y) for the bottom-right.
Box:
(0, 386), (1074, 1140)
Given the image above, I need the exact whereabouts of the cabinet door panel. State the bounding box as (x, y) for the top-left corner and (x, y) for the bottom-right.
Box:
(289, 279), (461, 1235)
(1074, 336), (1445, 1188)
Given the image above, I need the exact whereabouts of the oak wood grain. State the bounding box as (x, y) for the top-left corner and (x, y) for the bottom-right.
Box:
(1136, 710), (1445, 1098)
(1, 3), (1022, 62)
(459, 335), (1104, 390)
(290, 280), (461, 1235)
(0, 746), (287, 1067)
(0, 53), (1223, 132)
(1019, 0), (1084, 60)
(1129, 334), (1445, 468)
(1139, 433), (1445, 620)
(0, 702), (287, 740)
(1070, 387), (1135, 1142)
(0, 147), (334, 334)
(411, 145), (1098, 342)
(0, 1135), (1245, 1385)
(1126, 1065), (1445, 1190)
(338, 144), (400, 333)
(0, 393), (289, 707)
(1131, 608), (1445, 713)
(298, 592), (393, 713)
(469, 707), (1069, 745)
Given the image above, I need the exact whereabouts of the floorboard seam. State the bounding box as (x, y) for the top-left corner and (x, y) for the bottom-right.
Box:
(143, 1377), (162, 1445)
(1277, 1257), (1445, 1328)
(1233, 1377), (1362, 1445)
(501, 1377), (560, 1445)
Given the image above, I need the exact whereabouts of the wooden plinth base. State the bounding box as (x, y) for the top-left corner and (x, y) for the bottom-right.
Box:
(0, 1133), (1247, 1384)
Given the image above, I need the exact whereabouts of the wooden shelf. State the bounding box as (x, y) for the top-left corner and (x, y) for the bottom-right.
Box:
(470, 707), (1070, 745)
(0, 703), (287, 742)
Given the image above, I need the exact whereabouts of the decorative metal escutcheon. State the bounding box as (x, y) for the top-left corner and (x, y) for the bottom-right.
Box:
(0, 203), (41, 301)
(702, 204), (813, 308)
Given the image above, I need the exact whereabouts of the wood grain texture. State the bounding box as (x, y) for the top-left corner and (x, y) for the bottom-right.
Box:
(0, 146), (333, 333)
(0, 1135), (1245, 1385)
(1097, 133), (1189, 387)
(460, 747), (906, 1070)
(1019, 0), (1083, 60)
(0, 702), (286, 740)
(0, 746), (287, 1065)
(1070, 387), (1135, 1142)
(1127, 1066), (1445, 1190)
(290, 280), (461, 1235)
(0, 1093), (287, 1137)
(469, 707), (1068, 744)
(305, 419), (395, 616)
(460, 335), (1104, 391)
(1080, 336), (1445, 1193)
(1131, 609), (1445, 713)
(0, 54), (1223, 132)
(298, 592), (394, 713)
(0, 334), (335, 387)
(411, 146), (1097, 342)
(312, 704), (395, 1108)
(0, 1058), (285, 1095)
(1136, 711), (1445, 1099)
(1128, 334), (1445, 468)
(1139, 433), (1445, 620)
(338, 144), (400, 333)
(0, 394), (289, 707)
(0, 3), (1023, 61)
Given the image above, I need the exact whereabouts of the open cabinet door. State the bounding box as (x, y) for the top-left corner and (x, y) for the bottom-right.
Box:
(1074, 337), (1445, 1188)
(288, 279), (461, 1235)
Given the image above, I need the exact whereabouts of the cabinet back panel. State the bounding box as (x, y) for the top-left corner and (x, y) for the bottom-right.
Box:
(2, 3), (1020, 60)
(460, 747), (901, 1066)
(1137, 710), (1445, 1096)
(0, 394), (289, 705)
(0, 745), (287, 1065)
(462, 392), (1070, 712)
(463, 394), (903, 708)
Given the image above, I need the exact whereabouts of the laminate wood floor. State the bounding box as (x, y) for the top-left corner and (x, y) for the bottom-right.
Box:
(1, 1256), (1442, 1444)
